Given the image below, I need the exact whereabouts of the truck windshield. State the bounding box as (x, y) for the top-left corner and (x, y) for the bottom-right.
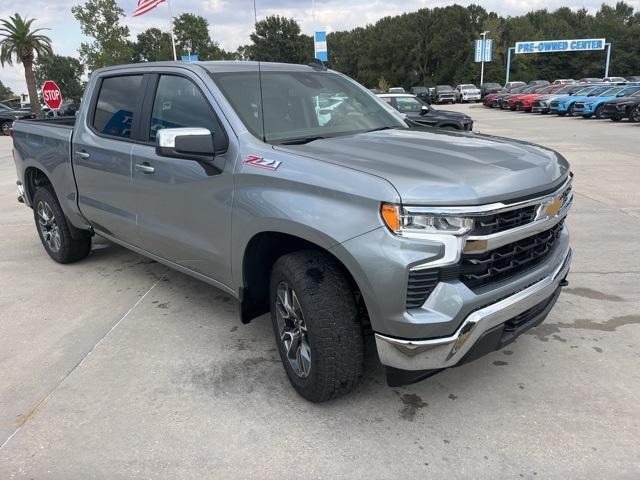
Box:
(211, 70), (406, 144)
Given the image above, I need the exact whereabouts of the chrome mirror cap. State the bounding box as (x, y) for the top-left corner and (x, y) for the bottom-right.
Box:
(156, 127), (212, 148)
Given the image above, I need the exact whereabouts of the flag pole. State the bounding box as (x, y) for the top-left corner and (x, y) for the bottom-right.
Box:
(166, 0), (178, 61)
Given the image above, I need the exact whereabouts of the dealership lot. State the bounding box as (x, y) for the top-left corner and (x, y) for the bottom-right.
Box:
(1, 107), (639, 478)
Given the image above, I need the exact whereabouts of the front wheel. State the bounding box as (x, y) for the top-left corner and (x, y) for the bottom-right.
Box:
(270, 250), (363, 402)
(594, 105), (605, 119)
(32, 186), (91, 263)
(630, 106), (640, 123)
(567, 104), (576, 116)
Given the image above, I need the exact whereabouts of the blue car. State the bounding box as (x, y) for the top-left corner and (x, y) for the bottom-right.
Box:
(549, 85), (619, 116)
(574, 85), (640, 118)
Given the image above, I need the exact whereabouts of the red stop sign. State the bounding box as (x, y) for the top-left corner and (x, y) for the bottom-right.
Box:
(42, 80), (63, 110)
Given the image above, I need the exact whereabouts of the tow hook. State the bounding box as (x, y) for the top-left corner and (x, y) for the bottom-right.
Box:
(559, 277), (569, 287)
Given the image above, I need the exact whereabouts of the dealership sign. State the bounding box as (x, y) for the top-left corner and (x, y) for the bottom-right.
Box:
(314, 31), (328, 62)
(474, 39), (493, 62)
(515, 38), (606, 54)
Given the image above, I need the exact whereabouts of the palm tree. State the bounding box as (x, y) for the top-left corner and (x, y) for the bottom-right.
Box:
(0, 14), (52, 117)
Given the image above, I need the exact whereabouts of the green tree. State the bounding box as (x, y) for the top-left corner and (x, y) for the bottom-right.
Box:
(72, 0), (133, 72)
(243, 15), (312, 63)
(133, 28), (173, 62)
(0, 79), (14, 100)
(172, 13), (228, 60)
(0, 14), (52, 117)
(34, 54), (84, 102)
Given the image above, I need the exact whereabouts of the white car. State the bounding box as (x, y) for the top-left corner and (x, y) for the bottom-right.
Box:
(454, 84), (481, 103)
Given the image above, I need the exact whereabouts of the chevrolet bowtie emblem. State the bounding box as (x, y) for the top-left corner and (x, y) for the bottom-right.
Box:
(544, 197), (563, 217)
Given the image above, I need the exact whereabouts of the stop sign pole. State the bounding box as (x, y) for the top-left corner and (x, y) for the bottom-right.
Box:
(41, 80), (63, 110)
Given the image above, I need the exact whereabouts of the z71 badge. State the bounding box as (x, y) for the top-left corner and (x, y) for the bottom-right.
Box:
(243, 155), (282, 171)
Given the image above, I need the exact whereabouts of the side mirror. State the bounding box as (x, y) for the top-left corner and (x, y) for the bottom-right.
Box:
(156, 127), (215, 161)
(420, 105), (429, 115)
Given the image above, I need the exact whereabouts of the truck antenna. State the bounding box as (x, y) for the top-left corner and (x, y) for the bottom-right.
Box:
(253, 0), (267, 143)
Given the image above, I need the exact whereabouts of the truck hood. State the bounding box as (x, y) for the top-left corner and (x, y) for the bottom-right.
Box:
(278, 128), (569, 205)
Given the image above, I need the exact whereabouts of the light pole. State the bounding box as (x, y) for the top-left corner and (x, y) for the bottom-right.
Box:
(480, 31), (489, 86)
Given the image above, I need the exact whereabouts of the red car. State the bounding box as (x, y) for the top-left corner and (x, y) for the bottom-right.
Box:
(514, 84), (565, 112)
(484, 86), (527, 108)
(506, 86), (549, 110)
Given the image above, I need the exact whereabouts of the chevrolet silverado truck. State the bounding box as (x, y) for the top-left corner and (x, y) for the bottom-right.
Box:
(12, 61), (573, 402)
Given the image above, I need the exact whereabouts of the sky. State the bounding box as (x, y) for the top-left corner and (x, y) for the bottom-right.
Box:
(1, 0), (639, 95)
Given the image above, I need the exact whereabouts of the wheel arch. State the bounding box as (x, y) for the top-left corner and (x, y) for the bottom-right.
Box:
(24, 166), (53, 205)
(238, 230), (368, 326)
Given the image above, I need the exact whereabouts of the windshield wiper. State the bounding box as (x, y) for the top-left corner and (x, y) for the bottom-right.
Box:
(364, 126), (394, 133)
(279, 136), (327, 145)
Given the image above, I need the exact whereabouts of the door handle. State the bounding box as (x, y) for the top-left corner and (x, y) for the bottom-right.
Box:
(135, 163), (155, 174)
(75, 151), (90, 159)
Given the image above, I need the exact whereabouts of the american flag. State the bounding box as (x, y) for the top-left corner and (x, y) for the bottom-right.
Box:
(132, 0), (166, 17)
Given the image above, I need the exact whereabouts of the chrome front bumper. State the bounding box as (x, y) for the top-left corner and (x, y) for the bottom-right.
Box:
(375, 247), (571, 371)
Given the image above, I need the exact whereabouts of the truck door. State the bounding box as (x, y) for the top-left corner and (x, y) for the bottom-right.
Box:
(72, 74), (145, 246)
(131, 73), (235, 287)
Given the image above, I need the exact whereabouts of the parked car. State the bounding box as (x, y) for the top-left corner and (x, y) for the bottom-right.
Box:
(501, 85), (541, 110)
(0, 103), (35, 135)
(626, 76), (640, 82)
(388, 87), (406, 93)
(483, 85), (527, 108)
(433, 85), (456, 104)
(454, 84), (481, 103)
(410, 86), (431, 104)
(531, 84), (590, 113)
(603, 77), (626, 83)
(504, 81), (526, 89)
(574, 85), (640, 118)
(577, 77), (602, 83)
(601, 89), (640, 122)
(553, 79), (575, 84)
(528, 80), (550, 86)
(377, 93), (473, 130)
(550, 85), (618, 116)
(514, 84), (565, 112)
(480, 82), (502, 98)
(12, 60), (573, 401)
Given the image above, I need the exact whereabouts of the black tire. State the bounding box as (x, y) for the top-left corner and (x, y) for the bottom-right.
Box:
(594, 105), (605, 119)
(630, 106), (640, 123)
(269, 250), (363, 402)
(567, 103), (575, 116)
(32, 185), (91, 263)
(1, 120), (12, 136)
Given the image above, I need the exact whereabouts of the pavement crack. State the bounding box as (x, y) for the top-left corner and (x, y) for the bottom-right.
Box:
(0, 271), (169, 452)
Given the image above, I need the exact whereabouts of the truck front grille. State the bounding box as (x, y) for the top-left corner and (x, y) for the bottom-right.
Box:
(472, 206), (537, 235)
(459, 221), (564, 289)
(406, 269), (440, 309)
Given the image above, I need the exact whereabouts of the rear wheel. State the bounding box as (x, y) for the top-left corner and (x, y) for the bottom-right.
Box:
(32, 186), (91, 263)
(269, 250), (363, 402)
(1, 120), (11, 136)
(630, 106), (640, 123)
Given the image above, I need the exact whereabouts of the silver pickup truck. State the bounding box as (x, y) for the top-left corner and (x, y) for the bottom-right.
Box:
(12, 61), (572, 402)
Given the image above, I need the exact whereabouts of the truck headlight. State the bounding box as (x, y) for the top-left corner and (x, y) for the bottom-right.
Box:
(381, 204), (474, 237)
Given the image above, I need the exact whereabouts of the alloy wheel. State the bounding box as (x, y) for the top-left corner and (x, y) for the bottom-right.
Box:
(37, 201), (61, 252)
(275, 281), (311, 378)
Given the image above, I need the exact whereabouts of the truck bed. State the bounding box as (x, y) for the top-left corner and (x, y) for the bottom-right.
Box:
(19, 116), (77, 128)
(12, 116), (81, 226)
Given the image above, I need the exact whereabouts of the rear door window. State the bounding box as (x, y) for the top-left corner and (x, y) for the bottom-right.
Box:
(93, 75), (143, 139)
